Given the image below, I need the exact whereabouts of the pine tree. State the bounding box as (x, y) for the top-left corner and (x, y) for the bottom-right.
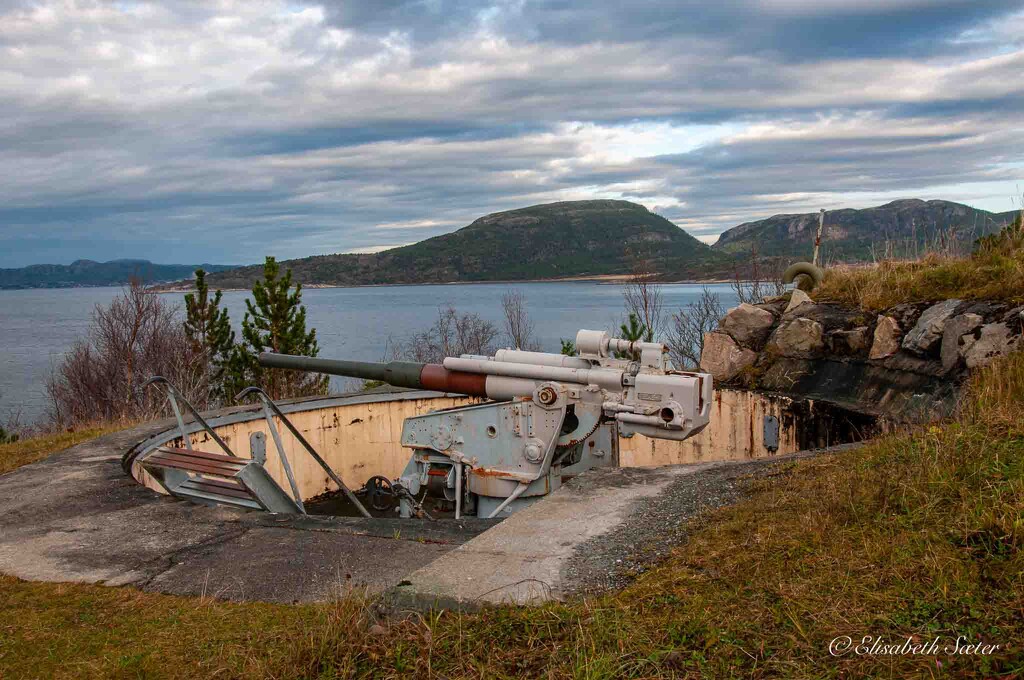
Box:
(0, 425), (17, 445)
(616, 313), (650, 359)
(226, 257), (328, 400)
(184, 269), (235, 405)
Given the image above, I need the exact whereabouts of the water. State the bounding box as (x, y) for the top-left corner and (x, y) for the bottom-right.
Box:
(0, 282), (739, 424)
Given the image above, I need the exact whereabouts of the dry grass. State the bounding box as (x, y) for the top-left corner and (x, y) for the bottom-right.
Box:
(0, 424), (123, 475)
(2, 354), (1023, 677)
(0, 575), (328, 678)
(816, 217), (1024, 310)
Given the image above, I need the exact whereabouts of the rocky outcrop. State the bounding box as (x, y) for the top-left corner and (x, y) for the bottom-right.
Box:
(785, 289), (813, 315)
(719, 303), (775, 349)
(767, 318), (824, 358)
(698, 291), (1024, 421)
(870, 316), (901, 359)
(700, 332), (757, 382)
(830, 326), (871, 355)
(902, 299), (961, 355)
(963, 323), (1022, 369)
(940, 313), (983, 371)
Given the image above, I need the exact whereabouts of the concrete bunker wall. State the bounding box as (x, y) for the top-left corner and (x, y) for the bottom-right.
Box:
(128, 388), (866, 504)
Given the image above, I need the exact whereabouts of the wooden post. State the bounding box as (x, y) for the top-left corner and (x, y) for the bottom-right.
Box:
(813, 209), (825, 267)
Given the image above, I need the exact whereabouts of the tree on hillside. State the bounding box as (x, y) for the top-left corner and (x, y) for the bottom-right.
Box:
(226, 257), (328, 400)
(184, 269), (235, 407)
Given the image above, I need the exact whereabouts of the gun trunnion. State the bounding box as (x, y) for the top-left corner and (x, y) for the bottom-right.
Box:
(258, 329), (713, 519)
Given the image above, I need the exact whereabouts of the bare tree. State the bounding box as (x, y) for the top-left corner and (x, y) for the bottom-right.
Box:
(501, 290), (540, 350)
(46, 280), (205, 428)
(622, 253), (665, 340)
(400, 305), (500, 363)
(732, 244), (786, 304)
(665, 287), (724, 369)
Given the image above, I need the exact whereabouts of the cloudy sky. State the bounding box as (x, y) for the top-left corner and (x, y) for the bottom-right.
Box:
(1, 0), (1022, 267)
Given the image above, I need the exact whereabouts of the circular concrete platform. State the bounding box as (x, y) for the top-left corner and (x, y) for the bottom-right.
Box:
(0, 392), (854, 607)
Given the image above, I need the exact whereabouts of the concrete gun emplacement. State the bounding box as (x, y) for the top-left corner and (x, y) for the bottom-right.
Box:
(259, 329), (713, 519)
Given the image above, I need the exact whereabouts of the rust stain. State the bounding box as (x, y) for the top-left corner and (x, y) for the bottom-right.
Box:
(470, 467), (511, 478)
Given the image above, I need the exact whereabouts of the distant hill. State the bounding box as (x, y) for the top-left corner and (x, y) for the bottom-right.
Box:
(712, 199), (1019, 261)
(203, 200), (731, 289)
(0, 259), (234, 290)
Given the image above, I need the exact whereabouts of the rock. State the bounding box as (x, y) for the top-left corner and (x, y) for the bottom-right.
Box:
(869, 315), (901, 359)
(783, 301), (870, 330)
(902, 299), (962, 355)
(784, 289), (812, 315)
(963, 323), (1022, 369)
(940, 313), (983, 372)
(699, 331), (758, 382)
(766, 318), (825, 358)
(719, 303), (776, 349)
(1002, 305), (1024, 331)
(887, 302), (933, 331)
(829, 326), (871, 356)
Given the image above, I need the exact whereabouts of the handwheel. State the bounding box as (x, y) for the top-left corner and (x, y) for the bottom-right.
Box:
(364, 475), (396, 511)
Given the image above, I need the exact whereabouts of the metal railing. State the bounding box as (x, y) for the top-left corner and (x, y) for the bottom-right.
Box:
(236, 387), (371, 518)
(143, 376), (237, 457)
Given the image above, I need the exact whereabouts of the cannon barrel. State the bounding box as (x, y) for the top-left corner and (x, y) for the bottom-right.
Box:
(259, 353), (425, 388)
(257, 352), (491, 397)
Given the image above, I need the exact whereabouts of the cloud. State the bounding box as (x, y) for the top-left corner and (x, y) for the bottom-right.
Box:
(0, 0), (1021, 266)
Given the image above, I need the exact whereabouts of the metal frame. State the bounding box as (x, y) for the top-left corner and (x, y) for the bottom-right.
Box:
(143, 376), (236, 457)
(236, 387), (371, 518)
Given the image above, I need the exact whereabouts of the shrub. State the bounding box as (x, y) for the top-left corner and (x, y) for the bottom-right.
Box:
(46, 280), (204, 428)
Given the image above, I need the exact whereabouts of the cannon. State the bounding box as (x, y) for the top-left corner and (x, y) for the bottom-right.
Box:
(259, 329), (713, 518)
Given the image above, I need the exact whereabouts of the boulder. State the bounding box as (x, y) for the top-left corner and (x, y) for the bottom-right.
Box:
(887, 302), (932, 332)
(766, 318), (825, 358)
(869, 315), (901, 359)
(940, 313), (983, 372)
(829, 326), (871, 356)
(719, 303), (776, 349)
(902, 299), (962, 355)
(699, 331), (758, 382)
(963, 323), (1022, 369)
(784, 289), (813, 315)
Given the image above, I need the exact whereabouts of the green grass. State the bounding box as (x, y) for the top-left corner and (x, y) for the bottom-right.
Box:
(2, 354), (1023, 677)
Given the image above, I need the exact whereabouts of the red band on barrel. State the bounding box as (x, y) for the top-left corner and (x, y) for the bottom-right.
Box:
(419, 364), (488, 397)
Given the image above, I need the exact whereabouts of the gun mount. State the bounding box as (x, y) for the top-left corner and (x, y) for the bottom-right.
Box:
(259, 329), (712, 518)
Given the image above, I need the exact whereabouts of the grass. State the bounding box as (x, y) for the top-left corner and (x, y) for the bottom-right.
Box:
(816, 215), (1024, 310)
(2, 354), (1023, 677)
(0, 424), (124, 475)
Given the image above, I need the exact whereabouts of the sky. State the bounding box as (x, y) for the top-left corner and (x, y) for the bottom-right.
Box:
(1, 0), (1022, 267)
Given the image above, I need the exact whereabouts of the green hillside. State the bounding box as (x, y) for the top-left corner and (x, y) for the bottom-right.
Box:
(205, 200), (729, 288)
(712, 199), (1018, 261)
(0, 259), (233, 290)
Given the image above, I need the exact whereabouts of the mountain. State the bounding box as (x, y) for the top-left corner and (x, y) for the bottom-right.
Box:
(712, 199), (1019, 261)
(0, 259), (234, 290)
(203, 200), (731, 289)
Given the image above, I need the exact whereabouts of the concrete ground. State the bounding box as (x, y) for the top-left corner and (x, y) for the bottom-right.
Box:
(0, 420), (497, 603)
(0, 418), (850, 608)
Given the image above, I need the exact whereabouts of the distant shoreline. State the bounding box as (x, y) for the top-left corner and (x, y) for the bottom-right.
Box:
(152, 274), (740, 294)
